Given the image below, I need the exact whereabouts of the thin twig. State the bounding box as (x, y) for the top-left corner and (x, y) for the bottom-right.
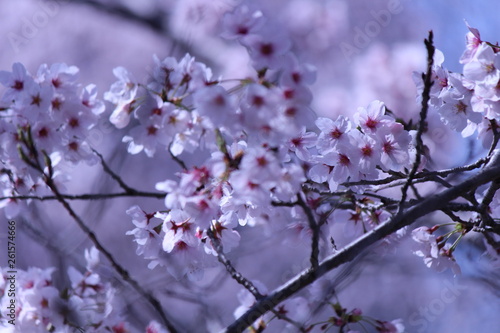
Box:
(45, 180), (179, 332)
(343, 152), (489, 190)
(93, 149), (138, 194)
(478, 179), (500, 229)
(418, 157), (489, 178)
(487, 120), (500, 157)
(271, 200), (299, 207)
(342, 175), (400, 187)
(410, 184), (423, 201)
(0, 191), (164, 202)
(399, 31), (435, 212)
(18, 130), (179, 332)
(270, 309), (308, 332)
(169, 143), (188, 170)
(297, 195), (320, 270)
(208, 223), (308, 332)
(207, 228), (264, 300)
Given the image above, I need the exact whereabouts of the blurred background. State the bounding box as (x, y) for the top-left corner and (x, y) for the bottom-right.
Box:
(1, 0), (500, 332)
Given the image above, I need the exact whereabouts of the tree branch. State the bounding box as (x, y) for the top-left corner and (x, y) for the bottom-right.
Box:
(61, 0), (213, 64)
(221, 150), (500, 333)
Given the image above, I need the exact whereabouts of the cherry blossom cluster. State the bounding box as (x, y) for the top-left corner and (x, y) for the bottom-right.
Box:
(105, 55), (214, 157)
(316, 302), (405, 333)
(407, 24), (500, 274)
(121, 3), (418, 283)
(2, 1), (500, 332)
(105, 5), (316, 158)
(306, 100), (413, 192)
(0, 247), (167, 333)
(414, 24), (499, 146)
(0, 62), (105, 217)
(411, 225), (462, 275)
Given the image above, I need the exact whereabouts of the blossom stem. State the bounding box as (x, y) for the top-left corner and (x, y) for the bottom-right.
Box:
(449, 233), (464, 252)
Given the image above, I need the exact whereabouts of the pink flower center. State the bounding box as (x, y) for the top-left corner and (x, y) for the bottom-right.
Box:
(38, 127), (49, 138)
(52, 78), (61, 88)
(252, 95), (264, 107)
(330, 128), (343, 139)
(291, 137), (303, 146)
(52, 98), (62, 110)
(284, 107), (296, 117)
(283, 89), (294, 99)
(338, 153), (350, 166)
(361, 145), (373, 157)
(237, 26), (249, 35)
(12, 80), (23, 90)
(484, 63), (496, 73)
(69, 117), (79, 128)
(247, 181), (259, 189)
(68, 142), (79, 151)
(147, 126), (157, 135)
(383, 141), (394, 154)
(214, 95), (226, 106)
(455, 101), (467, 114)
(365, 118), (378, 129)
(256, 156), (268, 167)
(292, 72), (301, 84)
(31, 94), (41, 106)
(175, 241), (188, 251)
(260, 43), (274, 56)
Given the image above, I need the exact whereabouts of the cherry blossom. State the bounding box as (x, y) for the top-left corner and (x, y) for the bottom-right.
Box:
(145, 321), (169, 333)
(0, 251), (129, 332)
(349, 130), (381, 179)
(0, 63), (35, 102)
(240, 27), (292, 70)
(126, 205), (162, 261)
(315, 115), (352, 153)
(287, 128), (317, 161)
(460, 23), (483, 64)
(376, 123), (412, 171)
(463, 43), (500, 87)
(437, 88), (480, 133)
(38, 63), (80, 94)
(411, 226), (461, 275)
(193, 85), (236, 127)
(376, 319), (405, 333)
(2, 5), (500, 333)
(105, 66), (138, 129)
(354, 100), (392, 135)
(221, 4), (265, 40)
